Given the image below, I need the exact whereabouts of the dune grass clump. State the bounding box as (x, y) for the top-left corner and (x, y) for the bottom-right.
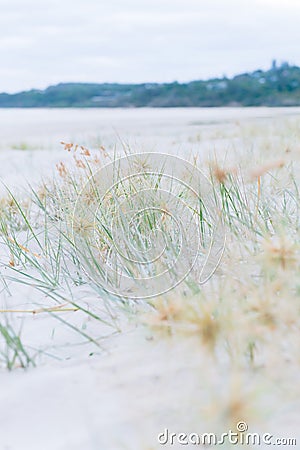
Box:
(0, 318), (35, 370)
(143, 158), (299, 361)
(134, 149), (299, 436)
(0, 149), (122, 368)
(0, 126), (299, 380)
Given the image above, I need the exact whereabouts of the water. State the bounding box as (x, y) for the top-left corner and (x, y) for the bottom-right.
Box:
(0, 107), (299, 150)
(0, 107), (299, 192)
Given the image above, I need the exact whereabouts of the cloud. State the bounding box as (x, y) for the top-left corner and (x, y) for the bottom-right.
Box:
(0, 0), (299, 92)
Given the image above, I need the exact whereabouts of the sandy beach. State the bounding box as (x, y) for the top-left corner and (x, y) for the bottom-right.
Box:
(0, 107), (299, 450)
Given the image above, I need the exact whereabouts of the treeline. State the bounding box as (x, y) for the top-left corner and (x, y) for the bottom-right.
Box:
(1, 62), (300, 108)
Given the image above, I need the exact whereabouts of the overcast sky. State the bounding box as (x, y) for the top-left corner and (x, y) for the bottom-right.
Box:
(0, 0), (299, 93)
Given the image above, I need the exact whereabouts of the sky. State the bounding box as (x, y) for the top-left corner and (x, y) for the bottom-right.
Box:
(0, 0), (300, 93)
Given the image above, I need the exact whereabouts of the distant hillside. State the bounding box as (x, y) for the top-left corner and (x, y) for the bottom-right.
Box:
(1, 62), (300, 108)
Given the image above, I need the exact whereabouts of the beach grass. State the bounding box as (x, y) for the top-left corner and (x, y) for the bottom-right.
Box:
(0, 119), (299, 447)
